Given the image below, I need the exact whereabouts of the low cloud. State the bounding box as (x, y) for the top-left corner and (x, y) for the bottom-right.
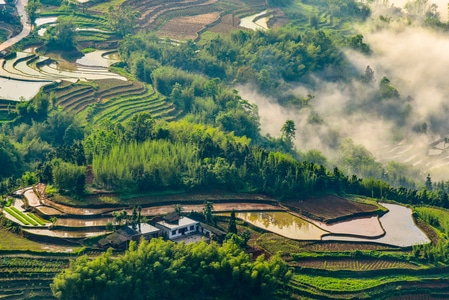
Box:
(237, 9), (449, 181)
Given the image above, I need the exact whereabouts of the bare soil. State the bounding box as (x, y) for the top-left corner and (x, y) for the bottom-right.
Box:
(283, 195), (382, 223)
(207, 14), (243, 34)
(292, 258), (420, 271)
(157, 12), (220, 40)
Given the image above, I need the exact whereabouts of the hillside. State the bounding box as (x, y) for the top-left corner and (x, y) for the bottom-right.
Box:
(1, 0), (449, 299)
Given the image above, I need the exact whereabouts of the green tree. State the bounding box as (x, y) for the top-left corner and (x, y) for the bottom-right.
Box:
(379, 76), (400, 99)
(281, 120), (296, 144)
(52, 159), (86, 195)
(426, 174), (433, 191)
(361, 65), (375, 84)
(349, 34), (371, 54)
(203, 201), (214, 224)
(45, 18), (77, 50)
(228, 209), (237, 234)
(107, 6), (140, 37)
(124, 112), (154, 142)
(26, 0), (40, 25)
(51, 239), (292, 300)
(0, 135), (23, 179)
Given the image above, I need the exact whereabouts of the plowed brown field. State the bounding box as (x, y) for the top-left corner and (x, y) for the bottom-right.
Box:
(158, 12), (220, 40)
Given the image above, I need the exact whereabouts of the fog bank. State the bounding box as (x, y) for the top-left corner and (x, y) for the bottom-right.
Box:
(237, 12), (449, 181)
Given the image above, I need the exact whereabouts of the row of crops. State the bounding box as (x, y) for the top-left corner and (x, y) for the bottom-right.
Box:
(0, 256), (69, 300)
(3, 207), (48, 226)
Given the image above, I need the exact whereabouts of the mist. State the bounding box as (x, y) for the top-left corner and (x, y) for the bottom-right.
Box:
(237, 1), (449, 182)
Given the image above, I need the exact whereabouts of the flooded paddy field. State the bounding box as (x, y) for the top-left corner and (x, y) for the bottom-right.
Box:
(322, 203), (430, 247)
(230, 203), (429, 247)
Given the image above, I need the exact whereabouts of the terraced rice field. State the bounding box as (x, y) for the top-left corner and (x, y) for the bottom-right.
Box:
(129, 0), (218, 30)
(92, 83), (177, 124)
(157, 12), (220, 40)
(0, 256), (69, 300)
(289, 273), (449, 299)
(292, 258), (420, 271)
(0, 52), (126, 84)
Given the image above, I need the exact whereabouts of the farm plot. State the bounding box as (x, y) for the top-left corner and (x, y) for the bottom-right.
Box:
(256, 233), (392, 259)
(0, 256), (69, 300)
(3, 52), (127, 82)
(157, 12), (220, 40)
(284, 195), (384, 223)
(93, 84), (177, 124)
(3, 207), (49, 226)
(293, 258), (420, 271)
(207, 14), (242, 34)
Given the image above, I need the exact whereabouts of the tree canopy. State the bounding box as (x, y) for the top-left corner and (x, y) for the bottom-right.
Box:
(51, 238), (292, 300)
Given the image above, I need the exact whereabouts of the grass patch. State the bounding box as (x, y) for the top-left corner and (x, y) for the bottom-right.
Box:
(0, 228), (47, 251)
(415, 206), (449, 236)
(292, 273), (449, 292)
(82, 47), (96, 54)
(90, 0), (127, 14)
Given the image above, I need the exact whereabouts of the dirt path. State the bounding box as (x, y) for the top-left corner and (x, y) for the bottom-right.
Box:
(0, 0), (31, 52)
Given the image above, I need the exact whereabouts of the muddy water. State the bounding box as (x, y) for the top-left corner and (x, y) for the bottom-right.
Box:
(55, 217), (114, 227)
(34, 16), (58, 27)
(239, 10), (269, 31)
(323, 203), (430, 247)
(308, 216), (384, 237)
(233, 211), (328, 240)
(36, 206), (64, 216)
(23, 228), (110, 238)
(0, 77), (51, 101)
(76, 50), (120, 68)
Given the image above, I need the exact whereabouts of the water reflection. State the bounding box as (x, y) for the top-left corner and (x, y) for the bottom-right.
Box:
(239, 10), (270, 31)
(24, 228), (109, 238)
(323, 203), (430, 247)
(0, 77), (51, 101)
(56, 217), (114, 227)
(234, 211), (327, 240)
(75, 50), (120, 68)
(34, 16), (58, 27)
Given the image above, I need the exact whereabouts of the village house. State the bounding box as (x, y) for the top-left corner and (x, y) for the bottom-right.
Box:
(155, 212), (199, 240)
(98, 223), (161, 249)
(198, 222), (226, 242)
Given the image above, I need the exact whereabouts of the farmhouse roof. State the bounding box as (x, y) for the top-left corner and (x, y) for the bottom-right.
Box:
(98, 231), (130, 247)
(199, 222), (226, 236)
(164, 211), (180, 223)
(157, 216), (198, 230)
(134, 223), (160, 235)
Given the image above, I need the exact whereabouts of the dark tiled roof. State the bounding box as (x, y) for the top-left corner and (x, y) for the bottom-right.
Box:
(164, 211), (180, 224)
(199, 222), (226, 236)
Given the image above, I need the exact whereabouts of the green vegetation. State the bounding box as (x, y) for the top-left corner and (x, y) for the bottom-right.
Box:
(4, 207), (33, 225)
(2, 0), (449, 299)
(51, 238), (292, 300)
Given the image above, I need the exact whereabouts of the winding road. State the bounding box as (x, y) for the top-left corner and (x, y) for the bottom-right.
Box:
(0, 0), (31, 52)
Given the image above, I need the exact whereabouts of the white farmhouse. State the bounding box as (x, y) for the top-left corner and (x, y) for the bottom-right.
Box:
(155, 212), (199, 240)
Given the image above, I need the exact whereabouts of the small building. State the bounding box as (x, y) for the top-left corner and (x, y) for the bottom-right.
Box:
(132, 223), (161, 240)
(198, 222), (227, 242)
(98, 223), (160, 249)
(155, 214), (199, 240)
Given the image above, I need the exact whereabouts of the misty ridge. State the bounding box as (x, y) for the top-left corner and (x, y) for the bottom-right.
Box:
(238, 0), (449, 186)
